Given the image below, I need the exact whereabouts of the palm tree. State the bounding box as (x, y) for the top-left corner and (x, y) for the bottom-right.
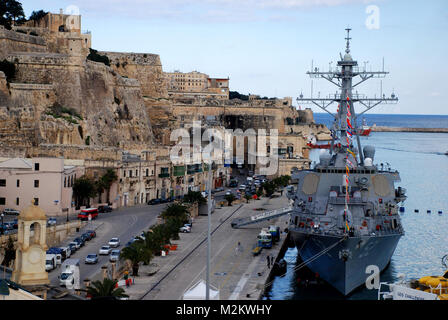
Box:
(84, 278), (128, 300)
(225, 194), (236, 206)
(182, 190), (206, 205)
(160, 203), (189, 223)
(120, 242), (151, 276)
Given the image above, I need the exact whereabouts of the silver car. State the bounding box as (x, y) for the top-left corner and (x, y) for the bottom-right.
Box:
(108, 238), (120, 248)
(109, 249), (120, 262)
(85, 254), (98, 264)
(99, 245), (111, 255)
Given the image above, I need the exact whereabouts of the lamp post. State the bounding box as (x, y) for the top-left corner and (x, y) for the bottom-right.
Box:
(206, 155), (212, 300)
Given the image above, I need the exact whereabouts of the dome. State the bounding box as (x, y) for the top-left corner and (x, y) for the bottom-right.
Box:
(19, 200), (47, 221)
(343, 53), (353, 61)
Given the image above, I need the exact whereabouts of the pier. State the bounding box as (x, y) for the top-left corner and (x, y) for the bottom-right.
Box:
(371, 126), (448, 133)
(123, 194), (291, 300)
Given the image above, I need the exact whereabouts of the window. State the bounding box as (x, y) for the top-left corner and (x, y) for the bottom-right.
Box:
(64, 177), (67, 188)
(136, 169), (138, 176)
(34, 180), (39, 188)
(0, 198), (5, 205)
(0, 179), (5, 187)
(35, 163), (40, 171)
(129, 170), (132, 177)
(16, 198), (19, 206)
(17, 179), (20, 187)
(146, 168), (149, 176)
(123, 170), (126, 177)
(34, 198), (39, 206)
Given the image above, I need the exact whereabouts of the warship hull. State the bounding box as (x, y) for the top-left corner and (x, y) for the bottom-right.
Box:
(290, 230), (402, 295)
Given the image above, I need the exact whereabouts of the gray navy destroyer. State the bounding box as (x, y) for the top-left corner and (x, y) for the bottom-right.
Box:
(287, 29), (407, 295)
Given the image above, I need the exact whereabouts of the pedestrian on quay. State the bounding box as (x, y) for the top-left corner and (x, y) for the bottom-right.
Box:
(271, 256), (274, 266)
(267, 255), (271, 269)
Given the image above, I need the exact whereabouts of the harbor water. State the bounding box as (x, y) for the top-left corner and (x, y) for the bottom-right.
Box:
(264, 114), (448, 300)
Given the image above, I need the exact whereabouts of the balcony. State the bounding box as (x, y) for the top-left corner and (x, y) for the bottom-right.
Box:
(158, 173), (170, 178)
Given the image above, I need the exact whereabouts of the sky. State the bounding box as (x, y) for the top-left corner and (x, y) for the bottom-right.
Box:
(19, 0), (448, 115)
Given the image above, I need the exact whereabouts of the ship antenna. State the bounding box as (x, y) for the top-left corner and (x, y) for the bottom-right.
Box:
(345, 27), (351, 54)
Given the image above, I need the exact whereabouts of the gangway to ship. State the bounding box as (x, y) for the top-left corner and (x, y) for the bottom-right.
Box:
(231, 207), (292, 229)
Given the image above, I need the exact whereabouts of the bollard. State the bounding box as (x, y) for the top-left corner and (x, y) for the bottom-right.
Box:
(427, 210), (431, 214)
(438, 211), (443, 215)
(414, 209), (419, 213)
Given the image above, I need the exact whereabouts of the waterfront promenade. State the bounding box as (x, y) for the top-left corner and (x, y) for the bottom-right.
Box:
(124, 194), (290, 300)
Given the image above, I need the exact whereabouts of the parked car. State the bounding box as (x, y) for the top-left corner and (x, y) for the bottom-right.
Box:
(82, 232), (93, 241)
(2, 221), (14, 230)
(98, 205), (113, 213)
(85, 230), (96, 239)
(73, 237), (85, 247)
(80, 233), (90, 243)
(3, 208), (19, 216)
(126, 239), (137, 247)
(238, 184), (247, 191)
(109, 249), (120, 262)
(85, 254), (98, 264)
(108, 238), (120, 248)
(179, 225), (191, 233)
(147, 199), (162, 205)
(59, 246), (71, 259)
(99, 245), (111, 255)
(68, 242), (78, 252)
(47, 217), (57, 226)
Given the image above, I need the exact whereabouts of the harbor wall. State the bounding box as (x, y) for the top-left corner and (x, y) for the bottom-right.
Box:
(371, 126), (448, 133)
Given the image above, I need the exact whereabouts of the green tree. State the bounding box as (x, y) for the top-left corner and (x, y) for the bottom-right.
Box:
(100, 169), (118, 204)
(1, 236), (15, 267)
(95, 178), (106, 204)
(182, 190), (206, 205)
(140, 230), (165, 256)
(72, 176), (97, 207)
(160, 203), (189, 223)
(244, 194), (251, 203)
(120, 242), (150, 276)
(29, 10), (47, 21)
(262, 181), (277, 197)
(6, 0), (24, 24)
(225, 194), (236, 206)
(84, 278), (128, 300)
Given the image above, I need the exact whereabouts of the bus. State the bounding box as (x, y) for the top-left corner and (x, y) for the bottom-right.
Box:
(77, 208), (99, 221)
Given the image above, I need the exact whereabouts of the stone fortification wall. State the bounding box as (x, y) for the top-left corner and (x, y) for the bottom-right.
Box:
(0, 51), (156, 158)
(0, 26), (47, 59)
(100, 51), (168, 99)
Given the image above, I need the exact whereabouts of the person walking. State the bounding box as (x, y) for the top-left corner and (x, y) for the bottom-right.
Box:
(271, 256), (274, 266)
(266, 255), (271, 269)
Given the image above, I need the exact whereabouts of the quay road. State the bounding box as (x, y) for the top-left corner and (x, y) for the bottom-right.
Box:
(46, 203), (168, 288)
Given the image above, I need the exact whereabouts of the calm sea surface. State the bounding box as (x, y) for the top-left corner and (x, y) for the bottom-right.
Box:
(264, 114), (448, 300)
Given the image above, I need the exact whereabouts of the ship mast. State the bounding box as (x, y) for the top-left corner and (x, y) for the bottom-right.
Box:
(297, 28), (398, 165)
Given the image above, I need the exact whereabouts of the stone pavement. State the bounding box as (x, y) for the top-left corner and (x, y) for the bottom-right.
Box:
(123, 194), (291, 300)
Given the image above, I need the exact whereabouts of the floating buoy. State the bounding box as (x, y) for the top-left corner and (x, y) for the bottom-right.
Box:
(399, 207), (405, 213)
(414, 209), (419, 213)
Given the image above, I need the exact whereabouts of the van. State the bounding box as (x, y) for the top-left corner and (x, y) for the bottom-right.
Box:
(46, 254), (57, 271)
(59, 247), (71, 260)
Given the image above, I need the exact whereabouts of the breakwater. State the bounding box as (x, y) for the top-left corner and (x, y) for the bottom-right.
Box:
(371, 126), (448, 133)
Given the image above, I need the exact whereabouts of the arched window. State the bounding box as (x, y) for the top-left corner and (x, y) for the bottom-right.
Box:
(30, 222), (41, 244)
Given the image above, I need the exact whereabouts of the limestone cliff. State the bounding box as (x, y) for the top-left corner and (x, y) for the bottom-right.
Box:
(0, 50), (157, 159)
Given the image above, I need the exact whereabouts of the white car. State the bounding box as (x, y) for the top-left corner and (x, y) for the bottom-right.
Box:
(99, 245), (111, 255)
(238, 185), (247, 191)
(109, 249), (120, 262)
(108, 238), (120, 248)
(179, 225), (191, 233)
